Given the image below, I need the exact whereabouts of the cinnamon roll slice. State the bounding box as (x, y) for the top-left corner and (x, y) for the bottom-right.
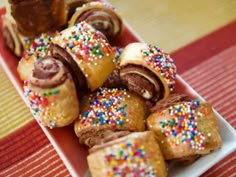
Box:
(69, 2), (122, 42)
(51, 22), (115, 91)
(120, 42), (177, 102)
(24, 57), (79, 128)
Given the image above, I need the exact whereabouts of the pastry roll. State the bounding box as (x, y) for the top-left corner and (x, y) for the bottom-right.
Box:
(74, 87), (147, 147)
(51, 22), (115, 92)
(17, 33), (53, 81)
(88, 131), (167, 177)
(69, 2), (122, 42)
(24, 57), (79, 128)
(147, 97), (222, 162)
(8, 0), (67, 36)
(120, 42), (177, 102)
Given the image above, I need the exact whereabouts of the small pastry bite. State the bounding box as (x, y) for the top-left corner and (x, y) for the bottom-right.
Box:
(51, 22), (115, 92)
(69, 1), (123, 42)
(103, 47), (123, 88)
(17, 33), (53, 81)
(8, 0), (67, 36)
(88, 131), (167, 177)
(74, 87), (147, 147)
(23, 57), (79, 128)
(120, 42), (177, 102)
(2, 14), (23, 57)
(147, 95), (222, 163)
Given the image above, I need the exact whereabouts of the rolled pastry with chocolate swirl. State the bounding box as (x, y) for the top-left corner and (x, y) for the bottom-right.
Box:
(147, 96), (222, 163)
(51, 22), (115, 92)
(24, 57), (79, 128)
(88, 131), (167, 177)
(74, 87), (147, 147)
(69, 2), (122, 42)
(8, 0), (67, 36)
(17, 33), (53, 81)
(2, 14), (23, 57)
(120, 42), (177, 102)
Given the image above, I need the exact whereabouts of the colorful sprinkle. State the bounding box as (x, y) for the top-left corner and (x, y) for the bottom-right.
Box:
(57, 22), (113, 66)
(79, 88), (128, 128)
(23, 81), (60, 128)
(22, 33), (52, 61)
(104, 140), (157, 177)
(159, 100), (207, 150)
(141, 45), (177, 91)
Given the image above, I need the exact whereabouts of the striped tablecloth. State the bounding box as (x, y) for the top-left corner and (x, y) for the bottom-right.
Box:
(0, 0), (236, 176)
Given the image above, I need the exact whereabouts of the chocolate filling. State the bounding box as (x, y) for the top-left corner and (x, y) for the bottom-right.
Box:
(30, 57), (68, 88)
(120, 64), (164, 102)
(74, 8), (122, 40)
(150, 93), (192, 112)
(78, 125), (131, 148)
(50, 44), (88, 96)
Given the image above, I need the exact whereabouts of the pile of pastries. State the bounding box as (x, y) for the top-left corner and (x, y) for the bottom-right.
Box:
(3, 0), (222, 176)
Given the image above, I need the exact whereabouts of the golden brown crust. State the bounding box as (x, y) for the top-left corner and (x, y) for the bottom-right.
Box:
(147, 101), (222, 160)
(52, 22), (115, 91)
(87, 131), (167, 177)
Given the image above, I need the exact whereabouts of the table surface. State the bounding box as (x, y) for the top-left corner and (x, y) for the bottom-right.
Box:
(0, 0), (236, 177)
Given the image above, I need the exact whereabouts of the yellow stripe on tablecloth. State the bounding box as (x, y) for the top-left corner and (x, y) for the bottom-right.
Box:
(110, 0), (236, 52)
(0, 66), (33, 138)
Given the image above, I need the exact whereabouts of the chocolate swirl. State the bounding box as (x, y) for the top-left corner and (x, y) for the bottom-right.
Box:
(30, 57), (68, 88)
(120, 64), (163, 102)
(70, 2), (122, 41)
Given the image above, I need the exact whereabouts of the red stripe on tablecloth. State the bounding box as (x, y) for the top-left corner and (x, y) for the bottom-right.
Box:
(0, 144), (69, 177)
(171, 21), (236, 74)
(0, 121), (48, 170)
(0, 121), (70, 176)
(202, 151), (236, 177)
(181, 44), (236, 128)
